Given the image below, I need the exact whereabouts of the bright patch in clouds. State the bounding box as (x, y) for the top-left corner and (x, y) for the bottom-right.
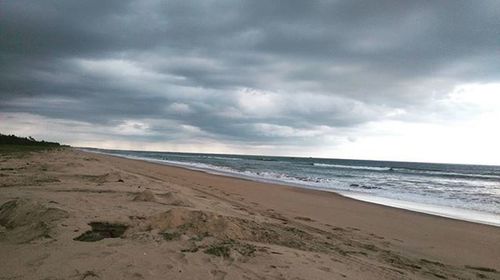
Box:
(328, 83), (500, 165)
(237, 89), (282, 117)
(449, 83), (500, 109)
(115, 120), (151, 136)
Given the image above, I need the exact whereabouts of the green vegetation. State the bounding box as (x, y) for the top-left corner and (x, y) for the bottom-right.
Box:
(204, 239), (256, 258)
(204, 243), (231, 258)
(161, 231), (181, 241)
(0, 134), (65, 154)
(0, 133), (61, 146)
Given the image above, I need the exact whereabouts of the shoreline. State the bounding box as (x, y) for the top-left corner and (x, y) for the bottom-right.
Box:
(88, 150), (500, 268)
(84, 148), (500, 228)
(1, 148), (499, 279)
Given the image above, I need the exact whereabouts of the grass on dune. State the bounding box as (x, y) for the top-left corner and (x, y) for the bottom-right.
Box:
(0, 144), (64, 155)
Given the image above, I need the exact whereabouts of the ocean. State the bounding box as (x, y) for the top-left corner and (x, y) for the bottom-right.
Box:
(84, 148), (500, 226)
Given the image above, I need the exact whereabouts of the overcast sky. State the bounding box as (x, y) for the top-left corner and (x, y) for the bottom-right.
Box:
(1, 1), (500, 164)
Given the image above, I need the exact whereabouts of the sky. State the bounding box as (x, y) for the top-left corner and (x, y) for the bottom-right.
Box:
(1, 1), (500, 165)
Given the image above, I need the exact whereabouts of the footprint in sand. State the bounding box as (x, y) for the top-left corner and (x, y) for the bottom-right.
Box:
(318, 266), (331, 272)
(210, 270), (227, 280)
(294, 216), (315, 222)
(78, 270), (100, 280)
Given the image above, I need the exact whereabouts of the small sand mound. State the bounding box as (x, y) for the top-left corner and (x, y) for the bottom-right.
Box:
(98, 171), (124, 183)
(148, 208), (322, 252)
(132, 191), (192, 206)
(82, 171), (124, 184)
(133, 190), (157, 202)
(157, 192), (193, 207)
(0, 198), (68, 243)
(150, 208), (248, 240)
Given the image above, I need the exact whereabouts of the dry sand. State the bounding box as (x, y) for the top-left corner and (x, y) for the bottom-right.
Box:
(0, 148), (499, 280)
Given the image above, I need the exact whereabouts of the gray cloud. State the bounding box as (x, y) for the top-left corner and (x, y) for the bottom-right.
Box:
(1, 0), (499, 148)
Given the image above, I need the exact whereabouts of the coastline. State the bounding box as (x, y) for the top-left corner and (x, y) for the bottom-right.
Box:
(86, 149), (500, 266)
(84, 148), (500, 228)
(1, 148), (499, 279)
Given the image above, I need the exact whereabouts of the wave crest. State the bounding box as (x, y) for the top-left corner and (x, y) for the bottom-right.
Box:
(313, 163), (391, 171)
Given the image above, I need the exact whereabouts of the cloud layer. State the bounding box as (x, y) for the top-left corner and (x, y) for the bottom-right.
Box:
(1, 1), (500, 163)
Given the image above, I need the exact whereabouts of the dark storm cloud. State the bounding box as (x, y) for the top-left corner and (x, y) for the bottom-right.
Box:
(1, 0), (499, 145)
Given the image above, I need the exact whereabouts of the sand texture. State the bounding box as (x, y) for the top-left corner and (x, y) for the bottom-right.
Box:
(0, 148), (499, 279)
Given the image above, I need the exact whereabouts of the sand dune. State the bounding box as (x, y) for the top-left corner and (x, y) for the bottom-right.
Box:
(0, 198), (68, 244)
(0, 148), (499, 279)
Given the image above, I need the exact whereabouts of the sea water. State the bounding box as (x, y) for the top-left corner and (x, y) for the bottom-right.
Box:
(84, 148), (500, 226)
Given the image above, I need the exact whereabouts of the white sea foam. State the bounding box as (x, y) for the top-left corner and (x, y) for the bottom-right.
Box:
(393, 168), (500, 180)
(313, 163), (391, 171)
(340, 192), (500, 227)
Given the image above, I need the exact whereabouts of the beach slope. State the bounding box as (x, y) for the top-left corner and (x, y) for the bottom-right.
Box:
(1, 148), (499, 279)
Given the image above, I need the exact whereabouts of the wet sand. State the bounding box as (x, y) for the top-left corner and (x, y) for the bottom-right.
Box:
(1, 148), (499, 279)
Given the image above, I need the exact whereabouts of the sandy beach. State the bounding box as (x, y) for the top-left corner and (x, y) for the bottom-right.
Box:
(1, 148), (499, 280)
